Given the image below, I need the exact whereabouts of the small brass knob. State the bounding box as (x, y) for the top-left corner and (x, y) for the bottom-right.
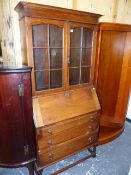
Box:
(88, 136), (93, 143)
(48, 140), (52, 145)
(48, 129), (53, 135)
(88, 126), (93, 131)
(90, 116), (95, 122)
(48, 153), (53, 160)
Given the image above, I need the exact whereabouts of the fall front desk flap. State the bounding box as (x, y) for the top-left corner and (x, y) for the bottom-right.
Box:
(33, 87), (100, 128)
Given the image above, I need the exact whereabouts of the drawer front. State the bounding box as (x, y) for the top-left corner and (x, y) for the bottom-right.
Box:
(37, 113), (99, 150)
(37, 131), (98, 166)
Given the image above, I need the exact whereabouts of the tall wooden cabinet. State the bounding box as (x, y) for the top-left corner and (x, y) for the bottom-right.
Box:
(0, 64), (36, 174)
(94, 23), (131, 144)
(15, 2), (101, 174)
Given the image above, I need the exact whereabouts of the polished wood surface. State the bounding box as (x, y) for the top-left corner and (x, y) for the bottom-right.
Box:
(0, 64), (35, 174)
(15, 1), (101, 24)
(94, 23), (131, 144)
(38, 131), (98, 166)
(33, 87), (100, 127)
(99, 125), (124, 145)
(36, 113), (98, 150)
(97, 30), (126, 118)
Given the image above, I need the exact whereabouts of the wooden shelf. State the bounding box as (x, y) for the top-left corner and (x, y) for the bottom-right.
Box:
(98, 125), (124, 145)
(100, 114), (123, 128)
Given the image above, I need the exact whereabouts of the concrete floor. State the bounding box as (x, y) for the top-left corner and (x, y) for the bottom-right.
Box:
(0, 121), (131, 175)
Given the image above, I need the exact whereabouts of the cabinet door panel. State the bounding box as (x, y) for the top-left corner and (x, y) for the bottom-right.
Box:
(35, 71), (49, 90)
(70, 48), (81, 67)
(50, 48), (63, 69)
(69, 68), (80, 85)
(83, 28), (93, 48)
(49, 25), (63, 47)
(34, 48), (49, 70)
(32, 24), (48, 47)
(81, 67), (90, 84)
(50, 70), (62, 89)
(81, 48), (92, 66)
(30, 19), (65, 93)
(70, 28), (81, 48)
(69, 23), (94, 86)
(0, 72), (35, 164)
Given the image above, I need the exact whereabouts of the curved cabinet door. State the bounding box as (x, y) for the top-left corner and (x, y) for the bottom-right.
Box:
(0, 69), (35, 165)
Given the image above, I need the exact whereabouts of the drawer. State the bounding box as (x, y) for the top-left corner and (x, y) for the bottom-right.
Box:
(37, 131), (98, 166)
(37, 113), (99, 150)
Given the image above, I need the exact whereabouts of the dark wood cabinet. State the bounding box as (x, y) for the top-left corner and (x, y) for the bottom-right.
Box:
(15, 2), (101, 174)
(0, 64), (36, 174)
(94, 23), (131, 144)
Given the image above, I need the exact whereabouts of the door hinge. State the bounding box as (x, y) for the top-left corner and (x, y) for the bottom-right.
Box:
(18, 83), (24, 97)
(24, 145), (29, 156)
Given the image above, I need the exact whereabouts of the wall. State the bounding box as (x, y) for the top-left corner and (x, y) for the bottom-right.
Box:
(73, 0), (116, 22)
(0, 0), (15, 62)
(116, 0), (131, 24)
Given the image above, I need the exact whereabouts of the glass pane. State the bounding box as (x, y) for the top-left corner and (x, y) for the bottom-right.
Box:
(69, 68), (80, 85)
(32, 24), (48, 47)
(70, 49), (81, 67)
(80, 67), (90, 84)
(49, 25), (63, 47)
(70, 28), (81, 48)
(35, 71), (49, 90)
(81, 48), (92, 66)
(83, 28), (93, 48)
(50, 70), (62, 89)
(34, 49), (49, 70)
(50, 49), (63, 69)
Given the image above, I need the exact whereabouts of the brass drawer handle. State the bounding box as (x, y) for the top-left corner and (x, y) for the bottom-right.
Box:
(88, 136), (94, 143)
(48, 140), (52, 145)
(88, 125), (93, 131)
(89, 116), (94, 121)
(48, 129), (53, 135)
(89, 115), (97, 122)
(48, 153), (53, 160)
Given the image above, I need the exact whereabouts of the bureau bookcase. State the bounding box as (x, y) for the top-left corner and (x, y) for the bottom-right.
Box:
(15, 2), (101, 174)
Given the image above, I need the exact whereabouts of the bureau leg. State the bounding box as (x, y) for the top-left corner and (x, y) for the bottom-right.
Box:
(27, 162), (34, 175)
(88, 146), (96, 158)
(35, 169), (43, 175)
(34, 163), (43, 175)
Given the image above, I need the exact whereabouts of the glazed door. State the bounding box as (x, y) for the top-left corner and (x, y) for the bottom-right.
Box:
(27, 18), (66, 96)
(27, 19), (97, 95)
(68, 23), (96, 88)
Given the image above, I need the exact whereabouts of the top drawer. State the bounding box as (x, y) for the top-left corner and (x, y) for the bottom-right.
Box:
(36, 112), (99, 150)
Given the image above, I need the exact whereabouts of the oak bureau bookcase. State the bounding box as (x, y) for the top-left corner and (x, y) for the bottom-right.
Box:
(15, 2), (101, 174)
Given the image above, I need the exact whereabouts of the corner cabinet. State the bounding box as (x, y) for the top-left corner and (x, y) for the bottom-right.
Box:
(94, 23), (131, 144)
(15, 2), (101, 174)
(0, 64), (36, 174)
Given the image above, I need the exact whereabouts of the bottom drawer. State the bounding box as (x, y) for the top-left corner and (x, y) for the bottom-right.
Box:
(37, 131), (98, 166)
